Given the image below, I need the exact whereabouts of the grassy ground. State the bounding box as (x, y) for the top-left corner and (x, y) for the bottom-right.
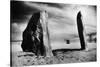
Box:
(11, 48), (96, 67)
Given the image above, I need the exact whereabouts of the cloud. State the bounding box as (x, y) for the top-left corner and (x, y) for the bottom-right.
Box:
(11, 23), (27, 41)
(11, 1), (96, 42)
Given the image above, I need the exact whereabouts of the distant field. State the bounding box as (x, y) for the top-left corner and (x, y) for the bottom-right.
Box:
(11, 40), (96, 52)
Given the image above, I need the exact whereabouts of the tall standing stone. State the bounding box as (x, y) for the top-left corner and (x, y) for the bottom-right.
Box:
(76, 11), (88, 50)
(21, 11), (53, 57)
(40, 11), (53, 57)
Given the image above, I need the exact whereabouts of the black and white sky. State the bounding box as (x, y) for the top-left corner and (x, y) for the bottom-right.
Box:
(11, 1), (96, 49)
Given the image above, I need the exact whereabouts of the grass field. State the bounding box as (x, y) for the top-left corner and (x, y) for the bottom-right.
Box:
(11, 42), (96, 67)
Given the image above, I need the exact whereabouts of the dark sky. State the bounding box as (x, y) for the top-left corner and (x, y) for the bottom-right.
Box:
(11, 1), (37, 23)
(11, 1), (96, 43)
(10, 1), (64, 23)
(11, 1), (96, 50)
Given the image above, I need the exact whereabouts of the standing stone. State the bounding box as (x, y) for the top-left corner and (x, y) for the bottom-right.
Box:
(76, 11), (88, 50)
(21, 11), (53, 57)
(40, 11), (53, 57)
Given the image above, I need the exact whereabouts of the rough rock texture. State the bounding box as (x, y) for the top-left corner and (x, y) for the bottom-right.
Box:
(21, 12), (46, 56)
(77, 11), (87, 50)
(21, 11), (53, 57)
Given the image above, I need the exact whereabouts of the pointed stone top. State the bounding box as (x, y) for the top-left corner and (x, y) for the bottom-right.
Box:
(77, 11), (82, 17)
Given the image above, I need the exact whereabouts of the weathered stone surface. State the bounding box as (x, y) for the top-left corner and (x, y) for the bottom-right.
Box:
(21, 11), (53, 57)
(77, 11), (87, 50)
(40, 11), (53, 57)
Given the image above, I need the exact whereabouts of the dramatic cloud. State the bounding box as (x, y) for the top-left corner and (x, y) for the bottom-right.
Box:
(11, 1), (96, 49)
